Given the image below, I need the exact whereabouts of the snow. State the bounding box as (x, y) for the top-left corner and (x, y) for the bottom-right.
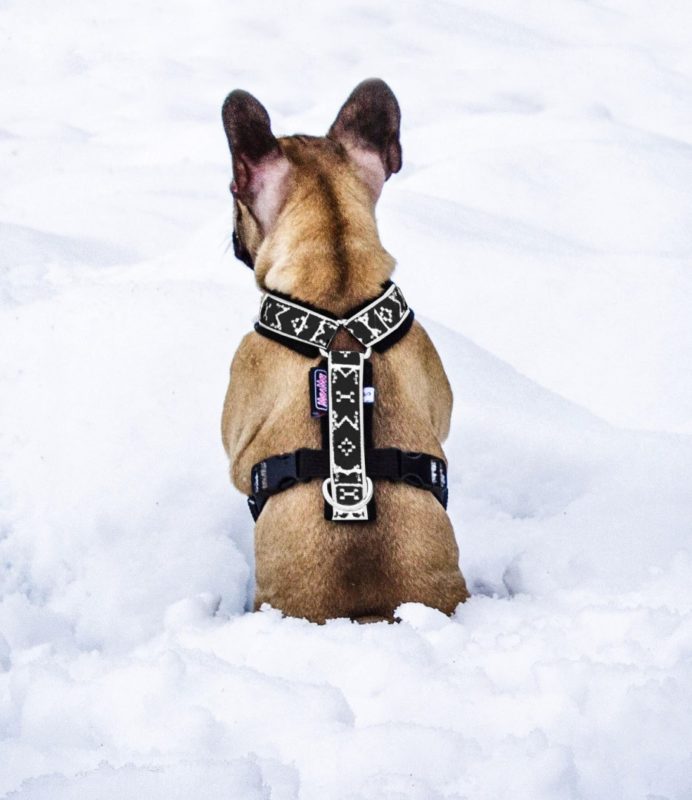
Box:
(2, 0), (692, 798)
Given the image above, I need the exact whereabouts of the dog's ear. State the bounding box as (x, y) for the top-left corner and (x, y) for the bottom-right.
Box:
(328, 79), (402, 199)
(222, 90), (289, 230)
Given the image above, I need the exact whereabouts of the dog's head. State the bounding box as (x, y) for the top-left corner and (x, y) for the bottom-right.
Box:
(221, 79), (402, 307)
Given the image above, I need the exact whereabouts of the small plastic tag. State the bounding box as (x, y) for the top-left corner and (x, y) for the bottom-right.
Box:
(310, 369), (374, 415)
(310, 367), (329, 416)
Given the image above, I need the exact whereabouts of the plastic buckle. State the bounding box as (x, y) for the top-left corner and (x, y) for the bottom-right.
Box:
(264, 451), (301, 493)
(399, 451), (432, 490)
(432, 458), (448, 509)
(247, 495), (261, 522)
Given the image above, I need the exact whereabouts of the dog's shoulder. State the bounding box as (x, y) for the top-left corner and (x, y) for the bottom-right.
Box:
(230, 329), (309, 378)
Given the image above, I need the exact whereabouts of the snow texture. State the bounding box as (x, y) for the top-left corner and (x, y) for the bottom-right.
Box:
(2, 1), (692, 798)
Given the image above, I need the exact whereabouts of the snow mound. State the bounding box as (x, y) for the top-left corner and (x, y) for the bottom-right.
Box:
(3, 259), (692, 799)
(6, 760), (286, 800)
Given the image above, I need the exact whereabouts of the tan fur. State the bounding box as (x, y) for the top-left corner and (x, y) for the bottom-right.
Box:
(222, 134), (468, 622)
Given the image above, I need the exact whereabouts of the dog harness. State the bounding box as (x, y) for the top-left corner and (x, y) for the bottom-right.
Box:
(248, 281), (449, 522)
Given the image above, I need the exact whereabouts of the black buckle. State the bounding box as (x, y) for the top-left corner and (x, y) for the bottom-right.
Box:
(247, 495), (261, 522)
(399, 451), (448, 509)
(399, 451), (432, 488)
(248, 451), (311, 522)
(251, 451), (301, 496)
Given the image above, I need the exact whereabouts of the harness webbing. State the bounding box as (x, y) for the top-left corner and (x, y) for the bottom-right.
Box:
(248, 448), (448, 522)
(324, 350), (372, 521)
(256, 281), (413, 358)
(249, 281), (449, 523)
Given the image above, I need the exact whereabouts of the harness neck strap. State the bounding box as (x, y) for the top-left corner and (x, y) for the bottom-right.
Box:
(255, 281), (413, 358)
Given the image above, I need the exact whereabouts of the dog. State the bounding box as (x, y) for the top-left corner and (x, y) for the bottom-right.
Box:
(221, 79), (468, 623)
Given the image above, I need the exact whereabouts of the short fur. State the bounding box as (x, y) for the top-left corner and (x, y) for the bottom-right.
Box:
(221, 80), (468, 622)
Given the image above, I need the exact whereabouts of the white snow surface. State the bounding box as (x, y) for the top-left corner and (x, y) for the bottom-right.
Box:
(2, 1), (692, 798)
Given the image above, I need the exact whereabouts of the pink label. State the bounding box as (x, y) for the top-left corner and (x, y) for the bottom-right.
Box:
(313, 368), (328, 414)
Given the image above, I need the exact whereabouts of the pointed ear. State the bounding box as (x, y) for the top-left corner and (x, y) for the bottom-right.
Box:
(222, 90), (289, 229)
(328, 78), (402, 197)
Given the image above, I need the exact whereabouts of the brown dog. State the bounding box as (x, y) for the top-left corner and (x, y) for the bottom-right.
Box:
(221, 79), (468, 622)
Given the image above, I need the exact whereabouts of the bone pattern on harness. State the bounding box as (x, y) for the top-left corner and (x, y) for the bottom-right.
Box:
(343, 284), (409, 347)
(259, 294), (339, 349)
(324, 350), (372, 521)
(253, 282), (416, 523)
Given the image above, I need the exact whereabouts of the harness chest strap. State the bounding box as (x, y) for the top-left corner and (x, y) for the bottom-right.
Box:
(248, 448), (448, 522)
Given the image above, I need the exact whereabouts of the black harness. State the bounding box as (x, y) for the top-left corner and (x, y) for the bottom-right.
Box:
(248, 282), (449, 522)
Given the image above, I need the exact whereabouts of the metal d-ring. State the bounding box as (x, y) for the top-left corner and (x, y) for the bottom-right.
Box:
(321, 476), (374, 514)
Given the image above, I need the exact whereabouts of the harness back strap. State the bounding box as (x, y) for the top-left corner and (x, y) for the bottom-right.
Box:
(323, 350), (372, 521)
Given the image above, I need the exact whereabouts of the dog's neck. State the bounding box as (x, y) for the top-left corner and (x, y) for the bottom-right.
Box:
(253, 175), (395, 317)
